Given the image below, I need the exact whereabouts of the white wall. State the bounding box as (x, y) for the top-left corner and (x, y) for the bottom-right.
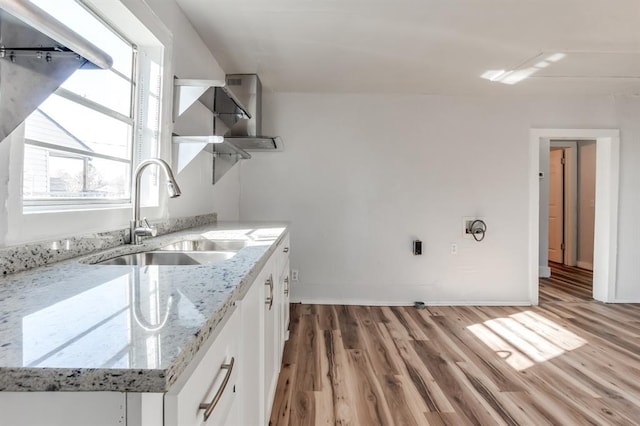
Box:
(577, 141), (596, 269)
(239, 93), (638, 305)
(144, 0), (240, 221)
(126, 0), (238, 221)
(0, 0), (240, 247)
(613, 97), (640, 301)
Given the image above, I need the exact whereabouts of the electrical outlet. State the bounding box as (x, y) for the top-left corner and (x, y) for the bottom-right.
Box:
(451, 243), (458, 255)
(291, 269), (299, 281)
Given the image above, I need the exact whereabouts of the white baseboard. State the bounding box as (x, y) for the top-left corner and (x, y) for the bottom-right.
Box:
(610, 298), (640, 303)
(416, 301), (532, 307)
(576, 261), (593, 271)
(539, 266), (551, 277)
(293, 298), (532, 307)
(291, 298), (412, 306)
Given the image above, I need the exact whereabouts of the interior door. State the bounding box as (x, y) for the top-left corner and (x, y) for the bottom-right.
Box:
(548, 148), (565, 264)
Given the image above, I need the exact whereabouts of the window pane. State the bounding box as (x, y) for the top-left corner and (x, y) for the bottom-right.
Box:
(86, 158), (130, 198)
(31, 0), (134, 76)
(61, 70), (132, 117)
(36, 95), (132, 159)
(23, 146), (130, 200)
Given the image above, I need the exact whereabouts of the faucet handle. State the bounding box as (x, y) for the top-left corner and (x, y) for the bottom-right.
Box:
(142, 217), (158, 237)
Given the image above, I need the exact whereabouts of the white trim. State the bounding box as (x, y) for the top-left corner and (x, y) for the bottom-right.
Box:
(593, 136), (620, 302)
(576, 261), (593, 270)
(529, 131), (541, 305)
(293, 299), (532, 307)
(25, 140), (131, 164)
(611, 299), (640, 304)
(420, 301), (532, 307)
(291, 299), (413, 306)
(55, 88), (134, 125)
(539, 266), (551, 278)
(530, 129), (620, 305)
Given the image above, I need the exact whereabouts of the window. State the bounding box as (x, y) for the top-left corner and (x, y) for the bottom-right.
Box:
(22, 0), (158, 207)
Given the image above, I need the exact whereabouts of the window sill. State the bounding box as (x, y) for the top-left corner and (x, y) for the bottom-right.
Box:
(23, 203), (132, 215)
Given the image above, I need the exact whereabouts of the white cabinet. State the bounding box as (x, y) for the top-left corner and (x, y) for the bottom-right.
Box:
(165, 307), (241, 426)
(0, 232), (290, 426)
(0, 392), (126, 426)
(263, 269), (279, 421)
(238, 233), (290, 425)
(279, 258), (291, 349)
(239, 261), (268, 426)
(278, 235), (291, 348)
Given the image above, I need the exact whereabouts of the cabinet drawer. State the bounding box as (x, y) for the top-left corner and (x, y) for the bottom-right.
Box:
(165, 308), (240, 426)
(0, 392), (126, 426)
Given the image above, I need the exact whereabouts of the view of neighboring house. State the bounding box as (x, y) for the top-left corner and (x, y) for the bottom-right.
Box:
(23, 109), (97, 199)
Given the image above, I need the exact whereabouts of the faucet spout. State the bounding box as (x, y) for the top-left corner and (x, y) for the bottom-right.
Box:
(130, 158), (182, 245)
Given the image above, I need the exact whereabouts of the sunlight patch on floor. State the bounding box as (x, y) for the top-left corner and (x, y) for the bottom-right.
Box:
(467, 310), (587, 371)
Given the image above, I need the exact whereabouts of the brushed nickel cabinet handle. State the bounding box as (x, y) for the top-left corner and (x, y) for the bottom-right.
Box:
(265, 276), (274, 310)
(284, 276), (289, 295)
(199, 357), (235, 421)
(283, 247), (289, 253)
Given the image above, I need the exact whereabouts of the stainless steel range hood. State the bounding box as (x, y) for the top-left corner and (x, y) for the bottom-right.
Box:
(216, 74), (283, 151)
(0, 0), (113, 142)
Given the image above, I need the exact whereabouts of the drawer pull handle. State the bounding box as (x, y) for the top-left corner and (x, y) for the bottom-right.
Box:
(265, 276), (274, 310)
(199, 357), (235, 421)
(284, 276), (289, 295)
(283, 247), (289, 253)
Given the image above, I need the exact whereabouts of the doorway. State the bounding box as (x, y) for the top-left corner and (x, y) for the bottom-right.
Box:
(529, 129), (620, 305)
(546, 141), (597, 270)
(546, 141), (597, 299)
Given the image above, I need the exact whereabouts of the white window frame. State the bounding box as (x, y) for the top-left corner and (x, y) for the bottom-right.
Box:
(4, 0), (173, 245)
(21, 0), (162, 211)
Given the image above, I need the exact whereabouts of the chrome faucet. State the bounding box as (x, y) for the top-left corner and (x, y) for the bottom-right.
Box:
(130, 158), (182, 245)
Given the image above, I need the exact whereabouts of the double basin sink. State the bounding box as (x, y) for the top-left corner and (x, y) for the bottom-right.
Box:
(97, 239), (247, 266)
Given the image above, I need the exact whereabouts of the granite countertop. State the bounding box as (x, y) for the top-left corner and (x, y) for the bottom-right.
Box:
(0, 222), (288, 393)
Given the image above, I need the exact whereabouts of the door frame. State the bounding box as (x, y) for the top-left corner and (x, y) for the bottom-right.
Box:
(529, 129), (620, 305)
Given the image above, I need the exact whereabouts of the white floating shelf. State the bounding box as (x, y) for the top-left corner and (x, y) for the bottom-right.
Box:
(172, 77), (251, 177)
(173, 135), (224, 144)
(173, 79), (225, 118)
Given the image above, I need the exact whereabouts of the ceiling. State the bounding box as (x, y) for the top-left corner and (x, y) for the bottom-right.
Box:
(175, 0), (640, 95)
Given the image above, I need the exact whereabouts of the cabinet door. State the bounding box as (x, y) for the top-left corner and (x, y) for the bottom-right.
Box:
(239, 268), (266, 426)
(263, 270), (279, 422)
(274, 235), (290, 360)
(165, 308), (240, 426)
(280, 258), (291, 346)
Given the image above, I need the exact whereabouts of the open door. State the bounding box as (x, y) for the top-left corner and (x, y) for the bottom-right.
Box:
(548, 148), (564, 264)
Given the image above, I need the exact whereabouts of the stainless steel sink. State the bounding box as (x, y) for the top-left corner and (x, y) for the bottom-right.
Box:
(97, 251), (236, 266)
(159, 239), (248, 252)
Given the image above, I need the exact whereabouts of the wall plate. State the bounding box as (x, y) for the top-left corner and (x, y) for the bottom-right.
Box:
(462, 216), (486, 239)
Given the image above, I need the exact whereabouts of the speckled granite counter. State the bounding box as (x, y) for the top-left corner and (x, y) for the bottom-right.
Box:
(0, 222), (288, 392)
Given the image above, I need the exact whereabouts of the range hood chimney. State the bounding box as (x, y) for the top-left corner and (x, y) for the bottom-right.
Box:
(0, 0), (113, 142)
(215, 74), (283, 151)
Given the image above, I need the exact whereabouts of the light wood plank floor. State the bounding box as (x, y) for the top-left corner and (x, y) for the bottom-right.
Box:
(540, 262), (593, 303)
(270, 267), (640, 425)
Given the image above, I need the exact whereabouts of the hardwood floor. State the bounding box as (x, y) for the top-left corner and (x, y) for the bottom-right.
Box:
(540, 262), (593, 303)
(269, 267), (640, 425)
